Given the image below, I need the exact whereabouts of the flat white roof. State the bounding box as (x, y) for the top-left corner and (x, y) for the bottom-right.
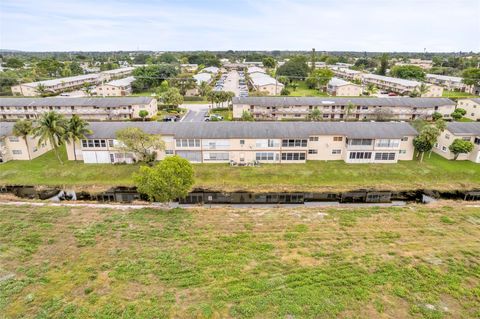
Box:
(101, 67), (135, 75)
(328, 77), (356, 87)
(426, 74), (463, 83)
(363, 73), (421, 87)
(104, 76), (135, 87)
(20, 74), (101, 88)
(250, 73), (283, 87)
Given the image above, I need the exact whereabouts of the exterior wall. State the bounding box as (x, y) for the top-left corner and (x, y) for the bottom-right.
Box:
(457, 99), (480, 121)
(233, 102), (455, 121)
(433, 129), (480, 162)
(131, 99), (157, 119)
(97, 84), (132, 96)
(255, 83), (283, 95)
(328, 84), (363, 97)
(1, 135), (52, 162)
(422, 85), (443, 98)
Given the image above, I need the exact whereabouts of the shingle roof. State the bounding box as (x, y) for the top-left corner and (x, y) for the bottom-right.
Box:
(0, 97), (154, 108)
(446, 122), (480, 135)
(84, 121), (417, 139)
(232, 96), (454, 108)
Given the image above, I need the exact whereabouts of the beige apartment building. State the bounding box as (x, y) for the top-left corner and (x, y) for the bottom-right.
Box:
(11, 67), (135, 97)
(433, 122), (480, 163)
(232, 97), (455, 121)
(425, 74), (469, 92)
(64, 121), (417, 164)
(456, 98), (480, 121)
(96, 77), (135, 97)
(0, 97), (157, 121)
(0, 122), (52, 163)
(330, 67), (364, 81)
(249, 73), (284, 95)
(327, 78), (363, 96)
(362, 74), (443, 97)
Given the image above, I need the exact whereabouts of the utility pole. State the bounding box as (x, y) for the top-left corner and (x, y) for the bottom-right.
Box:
(311, 48), (316, 73)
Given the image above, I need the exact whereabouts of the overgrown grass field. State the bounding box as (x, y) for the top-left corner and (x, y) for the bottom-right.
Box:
(1, 203), (479, 318)
(0, 146), (479, 192)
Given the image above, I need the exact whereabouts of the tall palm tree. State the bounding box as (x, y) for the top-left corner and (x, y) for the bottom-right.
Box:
(33, 111), (67, 164)
(64, 115), (92, 161)
(35, 83), (47, 96)
(12, 120), (33, 160)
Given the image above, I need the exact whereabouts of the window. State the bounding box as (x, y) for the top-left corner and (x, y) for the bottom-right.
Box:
(333, 136), (343, 142)
(8, 137), (19, 142)
(308, 149), (318, 154)
(108, 140), (114, 147)
(33, 147), (38, 152)
(281, 139), (308, 147)
(332, 149), (342, 154)
(309, 136), (319, 142)
(441, 146), (447, 152)
(165, 150), (174, 155)
(474, 137), (480, 145)
(399, 150), (407, 154)
(323, 114), (329, 118)
(445, 134), (450, 139)
(401, 137), (408, 141)
(240, 139), (245, 145)
(462, 137), (471, 141)
(256, 152), (276, 161)
(375, 139), (400, 148)
(348, 151), (372, 159)
(374, 152), (396, 161)
(82, 139), (106, 148)
(205, 152), (229, 161)
(82, 140), (88, 148)
(12, 150), (22, 155)
(176, 139), (201, 147)
(281, 152), (306, 161)
(349, 139), (373, 146)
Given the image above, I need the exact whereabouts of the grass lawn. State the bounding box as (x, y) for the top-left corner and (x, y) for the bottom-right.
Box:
(288, 81), (330, 97)
(1, 203), (479, 318)
(442, 90), (478, 98)
(0, 146), (479, 192)
(208, 108), (233, 121)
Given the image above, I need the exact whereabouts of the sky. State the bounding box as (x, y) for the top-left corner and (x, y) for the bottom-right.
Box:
(0, 0), (479, 52)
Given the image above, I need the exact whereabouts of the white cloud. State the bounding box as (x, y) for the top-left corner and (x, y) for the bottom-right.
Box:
(0, 0), (478, 51)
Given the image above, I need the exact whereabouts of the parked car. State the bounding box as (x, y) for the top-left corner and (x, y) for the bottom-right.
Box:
(205, 114), (224, 121)
(163, 115), (180, 122)
(388, 92), (397, 96)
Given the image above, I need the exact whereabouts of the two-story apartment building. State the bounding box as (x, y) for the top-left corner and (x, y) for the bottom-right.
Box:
(330, 67), (364, 81)
(327, 78), (363, 96)
(11, 74), (102, 97)
(362, 74), (443, 97)
(232, 97), (455, 121)
(99, 67), (135, 82)
(0, 97), (157, 121)
(457, 98), (480, 121)
(96, 77), (135, 97)
(425, 74), (469, 92)
(433, 122), (480, 163)
(65, 121), (417, 164)
(0, 122), (52, 163)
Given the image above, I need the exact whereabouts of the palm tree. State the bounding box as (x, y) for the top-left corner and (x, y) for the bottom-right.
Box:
(346, 102), (355, 121)
(33, 111), (67, 164)
(366, 83), (377, 95)
(12, 120), (33, 160)
(64, 115), (92, 161)
(418, 83), (429, 96)
(35, 83), (47, 96)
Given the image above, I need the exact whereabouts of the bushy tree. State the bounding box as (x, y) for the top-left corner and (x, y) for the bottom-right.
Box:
(308, 108), (322, 121)
(134, 156), (194, 202)
(241, 110), (254, 121)
(262, 57), (276, 68)
(280, 88), (290, 96)
(161, 88), (184, 108)
(5, 57), (24, 68)
(449, 139), (474, 160)
(157, 53), (178, 64)
(276, 56), (309, 80)
(138, 110), (149, 121)
(390, 65), (426, 80)
(451, 108), (466, 121)
(132, 65), (178, 92)
(462, 68), (480, 87)
(116, 128), (165, 163)
(187, 53), (220, 67)
(306, 68), (334, 91)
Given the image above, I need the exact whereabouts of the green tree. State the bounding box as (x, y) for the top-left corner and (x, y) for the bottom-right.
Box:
(64, 115), (92, 161)
(290, 82), (299, 91)
(132, 65), (178, 92)
(346, 102), (355, 120)
(116, 127), (165, 164)
(170, 74), (197, 95)
(449, 139), (474, 160)
(157, 53), (178, 64)
(390, 65), (426, 80)
(325, 56), (339, 65)
(138, 110), (149, 121)
(198, 81), (212, 97)
(5, 57), (24, 68)
(35, 83), (47, 96)
(134, 156), (194, 203)
(280, 88), (291, 96)
(262, 57), (276, 69)
(241, 110), (254, 121)
(377, 53), (389, 75)
(12, 120), (33, 160)
(413, 135), (433, 162)
(366, 83), (377, 95)
(432, 112), (443, 121)
(306, 68), (334, 91)
(451, 108), (466, 120)
(277, 76), (290, 86)
(461, 68), (480, 87)
(308, 108), (322, 121)
(276, 56), (309, 80)
(162, 87), (184, 108)
(33, 111), (67, 164)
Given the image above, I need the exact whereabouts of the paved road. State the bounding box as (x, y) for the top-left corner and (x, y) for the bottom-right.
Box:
(222, 70), (241, 96)
(181, 103), (210, 122)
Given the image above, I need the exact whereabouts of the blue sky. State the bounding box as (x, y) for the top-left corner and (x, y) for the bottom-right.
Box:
(0, 0), (479, 52)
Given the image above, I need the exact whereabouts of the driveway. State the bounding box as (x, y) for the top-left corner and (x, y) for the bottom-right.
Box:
(181, 103), (210, 122)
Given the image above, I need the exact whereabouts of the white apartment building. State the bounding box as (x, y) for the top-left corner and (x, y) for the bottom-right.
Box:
(425, 74), (469, 91)
(362, 74), (443, 97)
(200, 66), (220, 74)
(233, 96), (455, 121)
(64, 121), (417, 164)
(456, 98), (480, 121)
(327, 78), (363, 96)
(330, 67), (364, 81)
(0, 97), (157, 121)
(96, 77), (135, 97)
(433, 122), (480, 163)
(0, 122), (52, 163)
(193, 73), (212, 85)
(11, 67), (135, 97)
